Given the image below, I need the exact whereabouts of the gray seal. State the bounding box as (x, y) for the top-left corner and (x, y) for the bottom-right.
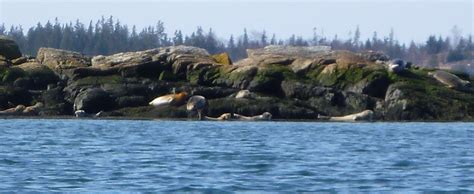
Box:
(318, 110), (374, 121)
(428, 70), (471, 90)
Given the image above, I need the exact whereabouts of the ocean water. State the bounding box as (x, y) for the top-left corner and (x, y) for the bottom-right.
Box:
(0, 119), (473, 192)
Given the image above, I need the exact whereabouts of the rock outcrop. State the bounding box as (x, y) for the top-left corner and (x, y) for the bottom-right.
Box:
(36, 47), (91, 77)
(0, 36), (22, 60)
(0, 39), (473, 121)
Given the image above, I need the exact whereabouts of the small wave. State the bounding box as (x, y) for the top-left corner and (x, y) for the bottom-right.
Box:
(296, 170), (315, 176)
(0, 158), (20, 165)
(164, 186), (229, 193)
(392, 160), (416, 167)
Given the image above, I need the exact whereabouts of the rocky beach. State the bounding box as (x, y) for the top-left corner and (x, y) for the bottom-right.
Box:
(1, 36), (473, 121)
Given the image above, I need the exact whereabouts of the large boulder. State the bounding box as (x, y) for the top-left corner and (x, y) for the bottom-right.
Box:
(90, 46), (214, 79)
(247, 45), (331, 58)
(213, 65), (258, 89)
(383, 81), (474, 120)
(74, 88), (116, 113)
(91, 48), (161, 69)
(16, 62), (59, 90)
(346, 70), (391, 98)
(383, 83), (410, 120)
(211, 52), (232, 65)
(0, 36), (22, 60)
(41, 86), (72, 115)
(0, 86), (32, 109)
(36, 48), (91, 76)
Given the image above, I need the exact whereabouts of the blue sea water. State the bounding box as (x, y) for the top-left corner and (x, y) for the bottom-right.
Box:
(0, 119), (473, 192)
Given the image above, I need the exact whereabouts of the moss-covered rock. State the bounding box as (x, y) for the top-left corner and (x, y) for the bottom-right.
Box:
(159, 70), (175, 81)
(0, 67), (26, 83)
(211, 52), (232, 65)
(0, 36), (22, 60)
(248, 64), (299, 95)
(383, 69), (474, 120)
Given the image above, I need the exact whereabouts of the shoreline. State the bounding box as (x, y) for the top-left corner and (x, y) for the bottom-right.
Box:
(1, 116), (473, 123)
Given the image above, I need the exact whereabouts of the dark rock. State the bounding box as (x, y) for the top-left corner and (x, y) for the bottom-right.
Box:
(41, 86), (72, 115)
(281, 81), (333, 100)
(16, 62), (59, 90)
(109, 105), (188, 118)
(189, 86), (238, 99)
(207, 97), (317, 119)
(116, 96), (148, 108)
(13, 77), (33, 89)
(0, 87), (32, 109)
(346, 71), (391, 98)
(0, 67), (26, 83)
(74, 88), (116, 113)
(248, 66), (286, 95)
(70, 67), (118, 80)
(0, 36), (22, 60)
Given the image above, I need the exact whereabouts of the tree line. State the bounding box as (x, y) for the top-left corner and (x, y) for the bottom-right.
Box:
(0, 16), (472, 66)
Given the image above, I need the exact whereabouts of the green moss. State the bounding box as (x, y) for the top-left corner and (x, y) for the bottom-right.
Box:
(187, 66), (221, 85)
(393, 81), (474, 120)
(159, 70), (175, 81)
(315, 65), (378, 88)
(1, 67), (26, 83)
(387, 68), (474, 120)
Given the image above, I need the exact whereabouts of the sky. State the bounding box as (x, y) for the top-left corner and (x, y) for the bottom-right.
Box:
(0, 0), (472, 44)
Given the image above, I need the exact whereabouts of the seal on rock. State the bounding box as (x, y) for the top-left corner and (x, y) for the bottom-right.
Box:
(232, 112), (272, 121)
(387, 59), (406, 73)
(22, 102), (43, 115)
(428, 70), (471, 90)
(203, 112), (272, 121)
(234, 90), (255, 99)
(186, 95), (208, 120)
(149, 92), (188, 107)
(0, 105), (26, 115)
(75, 110), (104, 118)
(203, 113), (233, 121)
(318, 110), (374, 121)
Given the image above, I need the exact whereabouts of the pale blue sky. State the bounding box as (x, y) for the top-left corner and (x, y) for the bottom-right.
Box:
(0, 0), (472, 44)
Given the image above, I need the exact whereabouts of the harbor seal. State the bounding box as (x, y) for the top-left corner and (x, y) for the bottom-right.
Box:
(232, 112), (272, 121)
(428, 70), (471, 90)
(0, 105), (26, 116)
(203, 112), (272, 121)
(318, 110), (374, 121)
(203, 113), (233, 121)
(387, 59), (406, 73)
(186, 95), (208, 120)
(149, 92), (188, 107)
(75, 110), (104, 118)
(22, 102), (44, 115)
(234, 90), (255, 99)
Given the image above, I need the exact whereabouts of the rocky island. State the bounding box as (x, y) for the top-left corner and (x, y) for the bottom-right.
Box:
(1, 36), (473, 121)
